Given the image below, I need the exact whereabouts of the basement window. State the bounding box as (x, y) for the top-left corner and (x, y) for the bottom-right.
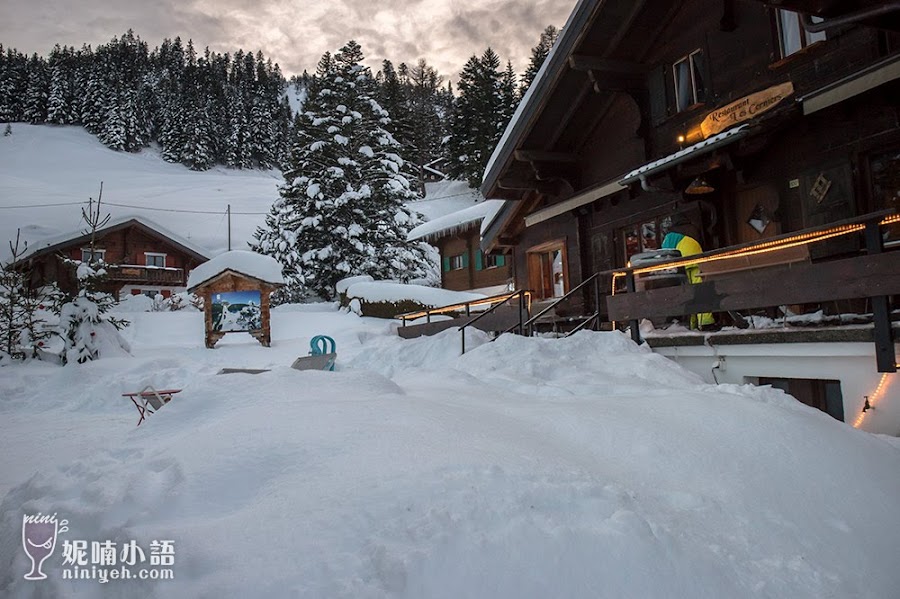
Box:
(754, 376), (844, 421)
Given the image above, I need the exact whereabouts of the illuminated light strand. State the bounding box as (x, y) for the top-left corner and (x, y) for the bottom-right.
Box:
(399, 291), (532, 322)
(853, 368), (897, 428)
(616, 224), (866, 279)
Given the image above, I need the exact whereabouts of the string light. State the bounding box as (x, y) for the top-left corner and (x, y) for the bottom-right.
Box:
(853, 368), (897, 428)
(613, 222), (867, 280)
(399, 291), (532, 322)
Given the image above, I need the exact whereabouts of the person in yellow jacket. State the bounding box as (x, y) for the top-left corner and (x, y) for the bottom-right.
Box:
(661, 215), (715, 329)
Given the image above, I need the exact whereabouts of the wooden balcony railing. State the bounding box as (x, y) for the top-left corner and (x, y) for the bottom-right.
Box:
(605, 210), (899, 372)
(106, 264), (184, 284)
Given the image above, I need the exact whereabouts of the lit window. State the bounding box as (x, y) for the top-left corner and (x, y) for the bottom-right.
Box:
(81, 249), (105, 262)
(145, 253), (166, 268)
(776, 10), (825, 58)
(449, 254), (465, 270)
(673, 50), (706, 112)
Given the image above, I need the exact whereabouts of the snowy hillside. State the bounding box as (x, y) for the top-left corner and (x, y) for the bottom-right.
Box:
(0, 125), (477, 261)
(1, 305), (900, 597)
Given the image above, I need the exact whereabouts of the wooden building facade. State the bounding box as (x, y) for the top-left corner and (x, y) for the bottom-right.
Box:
(408, 201), (513, 294)
(15, 216), (210, 299)
(481, 0), (899, 325)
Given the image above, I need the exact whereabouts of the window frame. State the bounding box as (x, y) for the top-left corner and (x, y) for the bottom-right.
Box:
(145, 252), (167, 268)
(448, 253), (465, 271)
(81, 248), (106, 263)
(775, 9), (826, 59)
(672, 49), (706, 113)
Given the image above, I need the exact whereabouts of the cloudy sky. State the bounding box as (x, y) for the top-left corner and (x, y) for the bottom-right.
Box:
(2, 0), (577, 81)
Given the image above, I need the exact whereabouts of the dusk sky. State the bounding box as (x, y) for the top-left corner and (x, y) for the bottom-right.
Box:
(1, 0), (578, 81)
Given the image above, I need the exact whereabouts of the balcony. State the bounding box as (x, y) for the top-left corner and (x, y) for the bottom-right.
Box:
(605, 210), (900, 372)
(107, 264), (184, 285)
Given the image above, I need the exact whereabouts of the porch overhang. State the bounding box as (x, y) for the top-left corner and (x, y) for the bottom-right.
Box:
(799, 52), (900, 115)
(523, 179), (625, 227)
(619, 125), (750, 186)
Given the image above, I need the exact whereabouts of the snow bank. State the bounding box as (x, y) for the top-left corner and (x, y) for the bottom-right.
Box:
(186, 250), (285, 290)
(345, 281), (484, 310)
(335, 274), (374, 295)
(1, 313), (900, 598)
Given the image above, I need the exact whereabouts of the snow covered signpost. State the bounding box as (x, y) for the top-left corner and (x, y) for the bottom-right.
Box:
(186, 251), (285, 349)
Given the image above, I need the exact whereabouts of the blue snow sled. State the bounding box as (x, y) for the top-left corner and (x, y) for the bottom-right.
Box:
(291, 335), (337, 372)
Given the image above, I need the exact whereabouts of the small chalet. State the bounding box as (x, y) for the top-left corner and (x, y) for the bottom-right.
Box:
(478, 0), (900, 432)
(408, 200), (512, 295)
(15, 215), (210, 300)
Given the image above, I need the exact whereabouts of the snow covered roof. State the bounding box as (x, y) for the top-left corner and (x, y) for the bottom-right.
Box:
(407, 200), (505, 242)
(15, 214), (212, 264)
(619, 125), (750, 185)
(186, 250), (285, 291)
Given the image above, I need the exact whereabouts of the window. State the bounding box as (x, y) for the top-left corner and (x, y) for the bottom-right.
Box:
(475, 250), (506, 270)
(673, 50), (706, 112)
(619, 215), (674, 262)
(756, 377), (844, 421)
(776, 10), (825, 58)
(484, 253), (505, 269)
(449, 254), (466, 270)
(81, 248), (105, 262)
(145, 253), (167, 268)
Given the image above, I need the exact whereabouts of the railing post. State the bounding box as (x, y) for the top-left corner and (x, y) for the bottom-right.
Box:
(626, 271), (641, 344)
(461, 326), (466, 355)
(865, 219), (896, 372)
(593, 275), (601, 331)
(518, 291), (525, 336)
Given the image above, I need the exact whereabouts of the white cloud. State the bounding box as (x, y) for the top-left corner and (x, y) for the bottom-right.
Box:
(1, 0), (576, 81)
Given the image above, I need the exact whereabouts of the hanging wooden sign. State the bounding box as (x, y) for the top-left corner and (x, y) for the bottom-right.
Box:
(700, 81), (794, 138)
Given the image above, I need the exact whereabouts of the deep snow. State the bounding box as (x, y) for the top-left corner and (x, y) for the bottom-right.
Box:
(1, 304), (899, 598)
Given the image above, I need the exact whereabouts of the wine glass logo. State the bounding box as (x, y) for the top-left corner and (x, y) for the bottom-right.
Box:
(22, 513), (67, 581)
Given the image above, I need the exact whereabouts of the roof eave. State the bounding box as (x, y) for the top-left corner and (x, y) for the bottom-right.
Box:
(479, 0), (603, 199)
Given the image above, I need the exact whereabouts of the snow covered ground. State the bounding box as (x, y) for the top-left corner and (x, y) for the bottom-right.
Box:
(2, 305), (900, 598)
(0, 125), (476, 261)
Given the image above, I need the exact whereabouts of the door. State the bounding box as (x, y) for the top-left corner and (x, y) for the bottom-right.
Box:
(527, 240), (568, 299)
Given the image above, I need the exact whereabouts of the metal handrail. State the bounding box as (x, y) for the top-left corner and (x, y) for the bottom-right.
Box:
(396, 290), (527, 325)
(459, 289), (529, 354)
(521, 271), (602, 334)
(564, 312), (601, 338)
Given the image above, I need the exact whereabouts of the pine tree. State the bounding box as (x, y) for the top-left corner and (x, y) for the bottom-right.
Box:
(520, 25), (559, 95)
(0, 230), (28, 363)
(22, 54), (49, 124)
(57, 185), (128, 365)
(446, 48), (517, 188)
(47, 45), (76, 124)
(253, 41), (429, 302)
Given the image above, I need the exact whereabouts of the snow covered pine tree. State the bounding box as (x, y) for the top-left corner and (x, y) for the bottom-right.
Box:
(57, 186), (129, 364)
(253, 41), (431, 302)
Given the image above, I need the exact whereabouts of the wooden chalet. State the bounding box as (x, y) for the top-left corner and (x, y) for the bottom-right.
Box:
(15, 216), (210, 299)
(479, 0), (900, 431)
(408, 200), (513, 294)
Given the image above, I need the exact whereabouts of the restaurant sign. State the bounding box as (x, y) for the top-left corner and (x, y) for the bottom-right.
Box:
(700, 81), (794, 138)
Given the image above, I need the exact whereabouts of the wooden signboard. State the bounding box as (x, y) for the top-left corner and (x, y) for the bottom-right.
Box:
(194, 272), (277, 349)
(700, 81), (794, 138)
